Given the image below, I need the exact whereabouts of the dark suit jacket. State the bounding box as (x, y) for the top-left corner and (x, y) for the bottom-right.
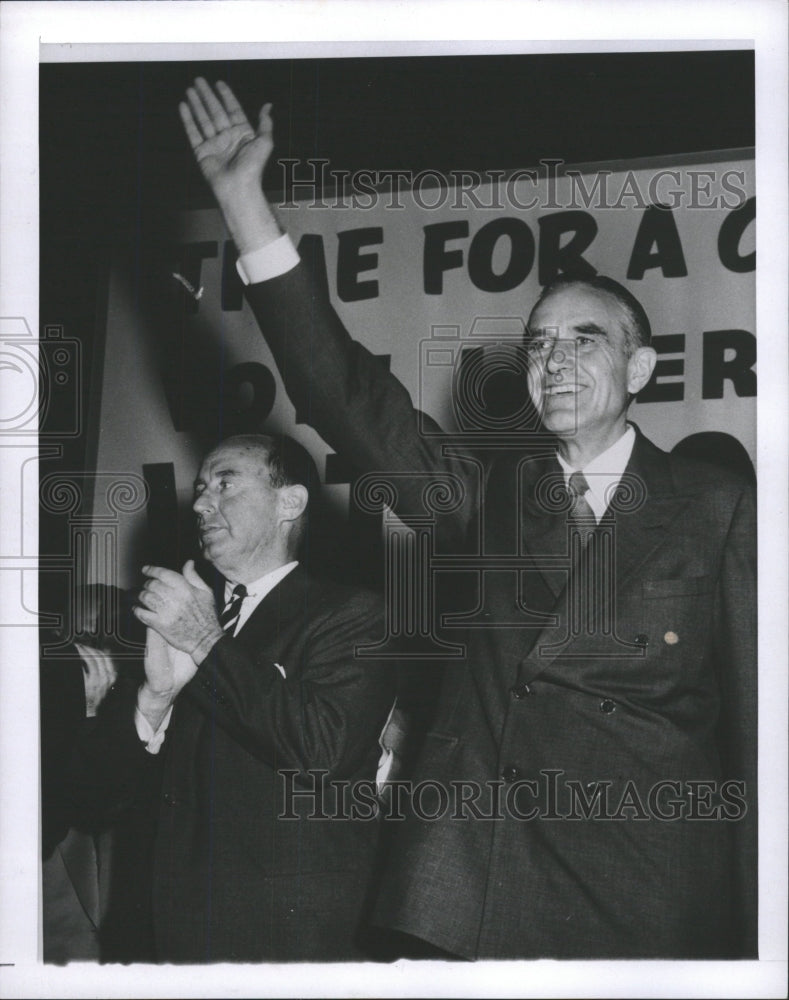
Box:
(40, 651), (105, 962)
(244, 263), (757, 959)
(41, 652), (93, 859)
(77, 567), (395, 963)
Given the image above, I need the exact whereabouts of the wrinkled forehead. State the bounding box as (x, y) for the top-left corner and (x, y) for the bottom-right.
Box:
(527, 284), (630, 340)
(197, 441), (271, 480)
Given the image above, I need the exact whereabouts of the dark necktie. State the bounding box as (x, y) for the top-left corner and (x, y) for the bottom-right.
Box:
(566, 473), (603, 633)
(567, 471), (596, 552)
(568, 471), (595, 523)
(219, 584), (247, 636)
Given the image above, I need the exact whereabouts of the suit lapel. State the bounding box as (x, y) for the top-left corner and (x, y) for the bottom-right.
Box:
(231, 565), (309, 653)
(603, 431), (690, 591)
(178, 566), (307, 733)
(519, 428), (692, 678)
(520, 453), (574, 598)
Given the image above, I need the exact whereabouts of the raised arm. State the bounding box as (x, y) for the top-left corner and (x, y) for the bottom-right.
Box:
(180, 77), (281, 253)
(179, 80), (481, 544)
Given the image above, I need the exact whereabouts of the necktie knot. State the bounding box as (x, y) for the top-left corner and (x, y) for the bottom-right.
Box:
(220, 584), (247, 635)
(568, 471), (590, 498)
(567, 471), (595, 525)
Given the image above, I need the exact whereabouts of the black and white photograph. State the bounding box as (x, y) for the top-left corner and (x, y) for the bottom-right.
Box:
(0, 2), (786, 997)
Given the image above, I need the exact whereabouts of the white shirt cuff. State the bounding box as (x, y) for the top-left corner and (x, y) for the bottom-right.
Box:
(135, 704), (173, 754)
(236, 234), (300, 286)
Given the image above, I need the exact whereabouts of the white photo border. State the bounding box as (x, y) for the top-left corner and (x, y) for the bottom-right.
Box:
(1, 2), (786, 997)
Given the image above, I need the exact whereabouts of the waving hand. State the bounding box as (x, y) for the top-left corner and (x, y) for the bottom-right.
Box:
(180, 78), (274, 194)
(179, 77), (281, 253)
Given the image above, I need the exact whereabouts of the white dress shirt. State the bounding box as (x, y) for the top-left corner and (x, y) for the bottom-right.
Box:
(236, 233), (300, 285)
(555, 424), (636, 522)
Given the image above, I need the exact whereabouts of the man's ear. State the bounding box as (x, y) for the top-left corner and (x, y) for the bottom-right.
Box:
(627, 346), (657, 395)
(277, 484), (309, 523)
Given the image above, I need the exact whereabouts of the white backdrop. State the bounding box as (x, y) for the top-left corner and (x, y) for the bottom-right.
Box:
(95, 154), (755, 586)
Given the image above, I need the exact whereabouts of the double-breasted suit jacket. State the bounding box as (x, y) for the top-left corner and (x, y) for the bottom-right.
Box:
(78, 567), (395, 963)
(243, 262), (757, 959)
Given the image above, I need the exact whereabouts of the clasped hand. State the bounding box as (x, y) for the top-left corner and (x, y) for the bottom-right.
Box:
(134, 560), (222, 662)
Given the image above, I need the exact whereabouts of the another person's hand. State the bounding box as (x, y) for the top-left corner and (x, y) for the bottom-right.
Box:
(134, 560), (222, 663)
(180, 78), (274, 204)
(74, 642), (118, 717)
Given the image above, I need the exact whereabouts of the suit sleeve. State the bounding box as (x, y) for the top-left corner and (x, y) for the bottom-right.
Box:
(40, 656), (89, 857)
(184, 590), (396, 780)
(713, 484), (757, 956)
(244, 263), (479, 547)
(57, 676), (165, 824)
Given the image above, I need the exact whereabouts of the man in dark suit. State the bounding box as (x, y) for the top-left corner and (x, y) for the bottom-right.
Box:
(78, 433), (394, 963)
(179, 79), (757, 959)
(41, 637), (117, 963)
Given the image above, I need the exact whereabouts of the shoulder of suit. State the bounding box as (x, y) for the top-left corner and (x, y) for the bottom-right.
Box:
(665, 449), (754, 498)
(635, 428), (754, 501)
(300, 572), (383, 613)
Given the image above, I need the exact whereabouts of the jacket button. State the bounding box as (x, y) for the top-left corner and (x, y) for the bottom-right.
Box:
(502, 766), (520, 783)
(511, 683), (531, 699)
(163, 792), (176, 806)
(634, 633), (649, 647)
(599, 699), (616, 714)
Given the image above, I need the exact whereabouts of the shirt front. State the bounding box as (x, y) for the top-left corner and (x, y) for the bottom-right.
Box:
(555, 424), (636, 522)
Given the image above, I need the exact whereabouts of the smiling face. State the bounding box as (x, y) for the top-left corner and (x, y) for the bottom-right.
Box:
(192, 440), (285, 583)
(526, 283), (656, 463)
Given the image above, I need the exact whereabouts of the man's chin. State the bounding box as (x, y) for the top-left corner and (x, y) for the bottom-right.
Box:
(541, 413), (581, 436)
(199, 535), (226, 558)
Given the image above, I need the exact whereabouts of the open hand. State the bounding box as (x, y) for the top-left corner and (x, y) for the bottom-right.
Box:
(180, 78), (274, 198)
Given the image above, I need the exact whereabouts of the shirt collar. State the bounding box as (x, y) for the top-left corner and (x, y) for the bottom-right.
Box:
(556, 425), (636, 520)
(223, 561), (299, 604)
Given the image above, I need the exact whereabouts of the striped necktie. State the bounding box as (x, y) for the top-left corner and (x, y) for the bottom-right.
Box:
(219, 584), (247, 636)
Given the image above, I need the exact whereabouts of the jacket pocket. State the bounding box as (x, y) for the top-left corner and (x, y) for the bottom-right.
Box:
(423, 730), (459, 746)
(410, 730), (460, 784)
(641, 575), (713, 598)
